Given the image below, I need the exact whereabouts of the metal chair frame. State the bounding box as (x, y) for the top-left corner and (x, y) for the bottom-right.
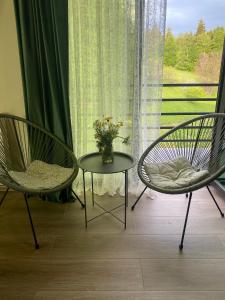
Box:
(0, 114), (84, 249)
(132, 114), (225, 250)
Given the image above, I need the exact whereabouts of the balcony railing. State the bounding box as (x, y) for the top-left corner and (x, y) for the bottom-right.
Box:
(160, 82), (219, 130)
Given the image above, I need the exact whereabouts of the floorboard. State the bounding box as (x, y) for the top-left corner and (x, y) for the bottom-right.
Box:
(0, 186), (225, 299)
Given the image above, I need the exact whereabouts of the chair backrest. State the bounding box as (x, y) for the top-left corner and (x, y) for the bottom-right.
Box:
(138, 113), (225, 192)
(0, 114), (78, 182)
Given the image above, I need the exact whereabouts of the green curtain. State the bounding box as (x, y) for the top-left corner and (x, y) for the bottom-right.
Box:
(14, 0), (73, 202)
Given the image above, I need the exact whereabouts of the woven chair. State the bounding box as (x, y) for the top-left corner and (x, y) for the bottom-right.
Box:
(0, 114), (83, 249)
(132, 113), (225, 250)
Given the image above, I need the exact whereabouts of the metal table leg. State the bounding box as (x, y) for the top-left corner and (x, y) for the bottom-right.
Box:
(82, 169), (87, 228)
(124, 170), (128, 229)
(91, 172), (94, 206)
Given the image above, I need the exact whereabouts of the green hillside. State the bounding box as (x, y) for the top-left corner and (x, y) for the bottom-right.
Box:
(161, 66), (217, 130)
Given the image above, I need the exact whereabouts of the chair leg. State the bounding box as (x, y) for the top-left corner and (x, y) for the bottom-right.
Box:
(131, 186), (148, 210)
(72, 189), (85, 208)
(24, 193), (39, 249)
(179, 192), (192, 251)
(0, 188), (9, 207)
(206, 185), (224, 218)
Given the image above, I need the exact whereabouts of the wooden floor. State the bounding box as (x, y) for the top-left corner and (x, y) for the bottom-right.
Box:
(1, 185), (225, 299)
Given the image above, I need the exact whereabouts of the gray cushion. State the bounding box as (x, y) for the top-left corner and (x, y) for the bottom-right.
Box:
(9, 160), (73, 190)
(144, 157), (209, 189)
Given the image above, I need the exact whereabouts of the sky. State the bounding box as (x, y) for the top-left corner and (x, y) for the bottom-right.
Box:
(166, 0), (225, 35)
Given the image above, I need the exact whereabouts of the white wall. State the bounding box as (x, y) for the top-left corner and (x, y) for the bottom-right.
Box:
(0, 0), (25, 117)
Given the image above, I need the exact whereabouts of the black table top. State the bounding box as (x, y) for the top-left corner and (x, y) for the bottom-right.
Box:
(78, 151), (135, 174)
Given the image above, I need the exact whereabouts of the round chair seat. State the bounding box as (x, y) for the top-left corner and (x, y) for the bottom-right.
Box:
(9, 160), (74, 191)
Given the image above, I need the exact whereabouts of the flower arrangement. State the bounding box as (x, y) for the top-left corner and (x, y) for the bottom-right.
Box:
(93, 117), (130, 163)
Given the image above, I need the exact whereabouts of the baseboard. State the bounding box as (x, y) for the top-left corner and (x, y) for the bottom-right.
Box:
(214, 180), (225, 193)
(213, 180), (225, 203)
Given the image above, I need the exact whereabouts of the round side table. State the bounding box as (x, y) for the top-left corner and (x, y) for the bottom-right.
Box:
(78, 151), (135, 229)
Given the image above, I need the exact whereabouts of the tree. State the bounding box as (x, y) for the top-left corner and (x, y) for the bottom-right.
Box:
(163, 19), (225, 77)
(175, 33), (198, 71)
(196, 19), (206, 35)
(209, 27), (225, 51)
(195, 52), (222, 82)
(194, 32), (213, 56)
(164, 28), (177, 66)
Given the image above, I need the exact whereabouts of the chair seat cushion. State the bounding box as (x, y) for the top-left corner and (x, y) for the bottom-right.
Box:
(9, 160), (73, 190)
(144, 157), (209, 190)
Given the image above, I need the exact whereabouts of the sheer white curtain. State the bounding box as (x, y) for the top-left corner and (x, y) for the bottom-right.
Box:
(131, 0), (166, 191)
(69, 0), (166, 195)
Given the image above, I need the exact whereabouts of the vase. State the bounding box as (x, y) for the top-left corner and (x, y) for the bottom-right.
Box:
(102, 143), (113, 164)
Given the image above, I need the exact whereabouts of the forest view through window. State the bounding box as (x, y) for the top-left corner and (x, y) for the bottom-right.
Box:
(162, 0), (225, 130)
